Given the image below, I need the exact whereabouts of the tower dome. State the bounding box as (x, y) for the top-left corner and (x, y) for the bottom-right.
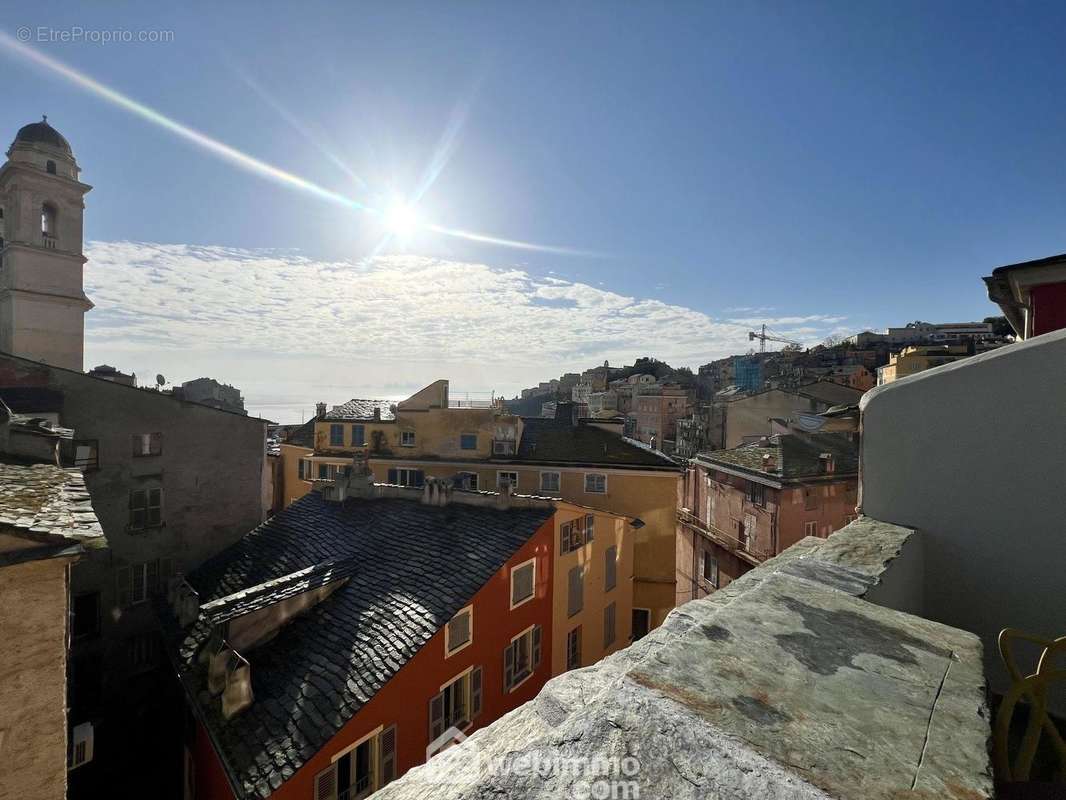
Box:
(12, 116), (72, 155)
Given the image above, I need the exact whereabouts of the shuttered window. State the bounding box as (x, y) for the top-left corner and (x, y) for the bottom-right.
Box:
(129, 488), (163, 530)
(510, 559), (535, 608)
(504, 625), (541, 692)
(445, 607), (472, 655)
(604, 602), (617, 648)
(330, 424), (344, 446)
(116, 558), (172, 609)
(567, 565), (584, 617)
(566, 626), (581, 670)
(379, 725), (397, 786)
(585, 514), (595, 541)
(429, 668), (482, 744)
(604, 545), (617, 591)
(131, 432), (162, 457)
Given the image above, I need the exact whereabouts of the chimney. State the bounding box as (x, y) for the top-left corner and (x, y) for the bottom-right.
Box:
(315, 401), (327, 418)
(420, 477), (453, 507)
(221, 651), (254, 719)
(496, 480), (514, 510)
(762, 452), (777, 471)
(373, 407), (381, 421)
(819, 452), (835, 474)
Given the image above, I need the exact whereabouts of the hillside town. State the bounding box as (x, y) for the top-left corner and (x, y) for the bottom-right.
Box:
(1, 57), (1064, 800)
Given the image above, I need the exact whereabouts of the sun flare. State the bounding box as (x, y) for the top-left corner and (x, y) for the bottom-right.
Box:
(383, 202), (419, 237)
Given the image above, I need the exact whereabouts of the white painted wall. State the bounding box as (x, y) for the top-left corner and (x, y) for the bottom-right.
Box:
(860, 327), (1066, 702)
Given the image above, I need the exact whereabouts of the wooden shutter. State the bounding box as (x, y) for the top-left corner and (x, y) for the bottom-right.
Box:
(585, 514), (595, 542)
(429, 691), (445, 741)
(605, 546), (617, 591)
(379, 725), (397, 785)
(314, 763), (338, 800)
(503, 642), (515, 692)
(146, 559), (160, 595)
(568, 565), (583, 616)
(471, 666), (483, 718)
(559, 523), (567, 553)
(604, 603), (616, 648)
(116, 566), (130, 609)
(532, 625), (542, 669)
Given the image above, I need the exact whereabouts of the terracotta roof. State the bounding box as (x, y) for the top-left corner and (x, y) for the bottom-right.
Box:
(698, 432), (858, 481)
(324, 399), (395, 421)
(164, 492), (553, 799)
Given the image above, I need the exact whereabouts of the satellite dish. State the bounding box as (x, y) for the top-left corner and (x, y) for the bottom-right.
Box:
(156, 374), (166, 387)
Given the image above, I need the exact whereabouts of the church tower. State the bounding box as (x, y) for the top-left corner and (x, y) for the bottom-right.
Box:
(0, 117), (93, 371)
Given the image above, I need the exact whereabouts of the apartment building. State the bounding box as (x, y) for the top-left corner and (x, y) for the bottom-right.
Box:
(280, 381), (681, 637)
(165, 465), (635, 800)
(984, 252), (1066, 339)
(630, 384), (689, 449)
(675, 432), (858, 604)
(0, 351), (268, 799)
(720, 381), (863, 449)
(0, 413), (105, 800)
(876, 343), (973, 385)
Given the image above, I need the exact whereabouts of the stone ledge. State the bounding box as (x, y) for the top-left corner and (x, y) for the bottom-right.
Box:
(375, 518), (992, 800)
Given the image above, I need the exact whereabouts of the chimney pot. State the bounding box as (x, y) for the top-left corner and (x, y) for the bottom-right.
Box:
(315, 401), (327, 418)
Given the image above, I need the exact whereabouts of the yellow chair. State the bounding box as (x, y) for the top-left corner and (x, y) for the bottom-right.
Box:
(994, 628), (1066, 784)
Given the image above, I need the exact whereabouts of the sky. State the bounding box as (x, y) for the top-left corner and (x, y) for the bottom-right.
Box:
(3, 2), (1065, 421)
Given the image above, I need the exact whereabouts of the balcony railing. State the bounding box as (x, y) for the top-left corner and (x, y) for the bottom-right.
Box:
(676, 507), (769, 564)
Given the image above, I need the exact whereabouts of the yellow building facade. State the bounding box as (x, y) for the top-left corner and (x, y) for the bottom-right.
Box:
(279, 380), (681, 633)
(877, 344), (971, 385)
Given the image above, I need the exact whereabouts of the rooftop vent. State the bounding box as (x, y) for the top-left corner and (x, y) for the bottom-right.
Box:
(819, 452), (835, 474)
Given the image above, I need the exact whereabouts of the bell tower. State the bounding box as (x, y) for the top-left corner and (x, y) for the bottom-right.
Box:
(0, 116), (93, 371)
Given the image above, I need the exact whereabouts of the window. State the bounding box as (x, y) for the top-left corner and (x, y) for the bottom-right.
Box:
(314, 724), (398, 800)
(804, 521), (817, 536)
(116, 559), (171, 609)
(567, 564), (584, 617)
(131, 432), (162, 457)
(510, 558), (535, 609)
(351, 424), (366, 446)
(460, 434), (477, 450)
(127, 633), (159, 672)
(72, 592), (100, 639)
(566, 626), (582, 670)
(41, 202), (56, 237)
(457, 472), (479, 491)
(632, 608), (651, 641)
(560, 515), (594, 554)
(400, 430), (415, 447)
(540, 471), (561, 494)
(702, 552), (719, 588)
(748, 481), (766, 508)
(585, 514), (595, 542)
(445, 606), (472, 656)
(604, 602), (617, 648)
(298, 459), (313, 481)
(46, 159), (56, 174)
(318, 463), (329, 480)
(72, 439), (99, 470)
(330, 424), (344, 446)
(584, 473), (607, 494)
(497, 471), (518, 490)
(604, 545), (618, 591)
(386, 468), (424, 487)
(492, 439), (515, 455)
(503, 625), (542, 692)
(129, 488), (163, 530)
(804, 487), (819, 511)
(429, 668), (482, 745)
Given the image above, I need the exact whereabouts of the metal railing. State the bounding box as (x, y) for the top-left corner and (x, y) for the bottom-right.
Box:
(676, 507), (769, 564)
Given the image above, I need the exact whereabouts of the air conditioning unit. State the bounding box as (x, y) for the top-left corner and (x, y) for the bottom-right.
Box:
(70, 722), (94, 769)
(493, 440), (515, 455)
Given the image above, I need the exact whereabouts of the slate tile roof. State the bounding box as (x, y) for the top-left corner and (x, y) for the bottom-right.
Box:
(514, 418), (678, 469)
(324, 399), (396, 422)
(0, 462), (105, 560)
(698, 432), (858, 481)
(283, 417), (317, 448)
(164, 491), (553, 800)
(793, 380), (865, 406)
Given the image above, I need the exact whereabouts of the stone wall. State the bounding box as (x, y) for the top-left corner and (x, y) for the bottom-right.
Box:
(0, 557), (73, 800)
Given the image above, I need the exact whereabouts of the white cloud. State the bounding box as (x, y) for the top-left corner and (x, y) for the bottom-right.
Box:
(82, 242), (850, 421)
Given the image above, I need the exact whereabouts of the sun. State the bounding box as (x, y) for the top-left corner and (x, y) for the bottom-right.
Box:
(383, 201), (419, 237)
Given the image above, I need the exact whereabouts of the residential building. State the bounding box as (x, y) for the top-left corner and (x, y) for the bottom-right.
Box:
(847, 320), (995, 348)
(630, 384), (689, 449)
(984, 251), (1066, 339)
(0, 118), (93, 372)
(174, 377), (246, 415)
(86, 364), (136, 386)
(822, 363), (876, 392)
(0, 415), (105, 800)
(280, 382), (681, 636)
(720, 381), (863, 448)
(0, 351), (268, 799)
(165, 466), (634, 800)
(585, 389), (618, 417)
(675, 432), (858, 603)
(876, 343), (972, 385)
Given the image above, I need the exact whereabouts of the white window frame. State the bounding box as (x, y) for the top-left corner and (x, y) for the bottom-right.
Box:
(439, 666), (474, 732)
(804, 521), (817, 536)
(497, 471), (519, 490)
(457, 471), (479, 491)
(509, 557), (536, 610)
(584, 472), (607, 494)
(539, 470), (561, 495)
(701, 551), (719, 589)
(399, 430), (416, 447)
(507, 624), (537, 692)
(444, 605), (473, 657)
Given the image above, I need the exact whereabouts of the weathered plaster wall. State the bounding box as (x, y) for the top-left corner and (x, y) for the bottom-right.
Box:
(860, 327), (1066, 698)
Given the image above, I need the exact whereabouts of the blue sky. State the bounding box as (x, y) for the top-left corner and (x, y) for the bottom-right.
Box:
(3, 2), (1065, 420)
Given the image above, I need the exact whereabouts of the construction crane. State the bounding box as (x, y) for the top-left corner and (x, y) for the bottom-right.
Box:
(748, 324), (802, 352)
